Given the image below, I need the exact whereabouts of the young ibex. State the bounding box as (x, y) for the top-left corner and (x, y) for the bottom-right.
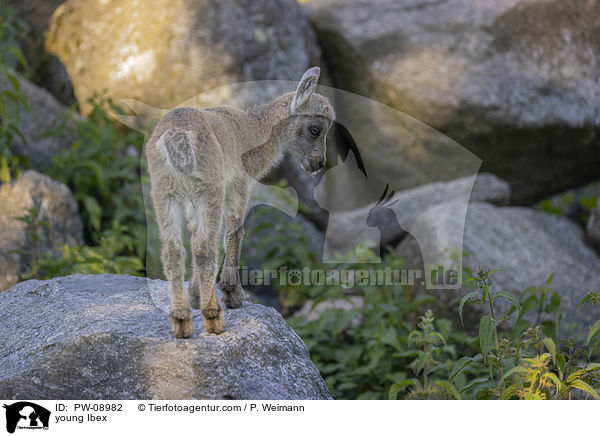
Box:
(147, 67), (335, 338)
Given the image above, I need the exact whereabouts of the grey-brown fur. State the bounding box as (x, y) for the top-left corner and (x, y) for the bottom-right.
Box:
(146, 67), (334, 337)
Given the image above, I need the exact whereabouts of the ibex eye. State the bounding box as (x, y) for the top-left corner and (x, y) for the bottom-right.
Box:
(309, 125), (321, 136)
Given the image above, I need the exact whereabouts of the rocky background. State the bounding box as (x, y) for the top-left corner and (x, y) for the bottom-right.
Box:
(1, 0), (599, 400)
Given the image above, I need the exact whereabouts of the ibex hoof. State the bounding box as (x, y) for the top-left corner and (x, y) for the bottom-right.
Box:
(222, 289), (245, 309)
(219, 283), (245, 309)
(170, 317), (194, 339)
(202, 307), (225, 334)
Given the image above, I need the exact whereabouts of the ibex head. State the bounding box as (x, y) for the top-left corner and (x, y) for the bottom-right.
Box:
(286, 67), (335, 173)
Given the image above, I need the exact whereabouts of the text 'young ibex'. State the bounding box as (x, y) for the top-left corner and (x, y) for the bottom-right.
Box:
(147, 67), (335, 338)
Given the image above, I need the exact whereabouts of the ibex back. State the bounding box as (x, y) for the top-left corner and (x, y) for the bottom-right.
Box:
(146, 67), (335, 337)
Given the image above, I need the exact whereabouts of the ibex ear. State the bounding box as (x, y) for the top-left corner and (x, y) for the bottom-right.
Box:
(291, 67), (320, 114)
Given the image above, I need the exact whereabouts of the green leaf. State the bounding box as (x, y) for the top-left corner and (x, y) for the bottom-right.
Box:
(407, 330), (422, 345)
(556, 354), (566, 379)
(435, 380), (462, 400)
(0, 156), (10, 183)
(458, 291), (481, 326)
(479, 316), (498, 357)
(586, 320), (600, 346)
(497, 291), (521, 317)
(429, 331), (446, 346)
(542, 337), (556, 366)
(567, 363), (600, 383)
(569, 380), (600, 400)
(331, 310), (356, 336)
(459, 377), (490, 394)
(476, 387), (495, 400)
(6, 72), (20, 90)
(499, 384), (520, 400)
(388, 379), (416, 400)
(520, 295), (540, 318)
(380, 327), (402, 351)
(500, 366), (527, 385)
(385, 371), (407, 384)
(82, 196), (103, 231)
(414, 351), (430, 376)
(449, 354), (482, 382)
(545, 372), (562, 392)
(482, 284), (489, 304)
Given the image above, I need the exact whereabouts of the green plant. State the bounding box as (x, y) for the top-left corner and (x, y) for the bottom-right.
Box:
(12, 202), (144, 279)
(389, 310), (461, 400)
(450, 272), (600, 400)
(499, 329), (600, 400)
(11, 203), (50, 274)
(579, 290), (600, 360)
(6, 94), (151, 280)
(510, 275), (561, 341)
(0, 2), (30, 182)
(538, 185), (599, 225)
(539, 193), (575, 216)
(457, 267), (521, 383)
(25, 221), (144, 278)
(44, 96), (147, 263)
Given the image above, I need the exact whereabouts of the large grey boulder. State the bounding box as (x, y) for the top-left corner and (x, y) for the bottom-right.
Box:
(0, 171), (83, 291)
(13, 0), (65, 35)
(0, 274), (332, 400)
(12, 1), (76, 106)
(0, 72), (76, 170)
(306, 0), (600, 204)
(46, 0), (323, 115)
(396, 201), (600, 332)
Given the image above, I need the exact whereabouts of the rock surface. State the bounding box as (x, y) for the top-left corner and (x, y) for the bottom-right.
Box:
(0, 72), (76, 170)
(46, 0), (322, 115)
(0, 274), (332, 400)
(296, 296), (364, 328)
(587, 203), (600, 250)
(0, 171), (83, 291)
(306, 0), (600, 203)
(13, 0), (65, 35)
(396, 201), (600, 332)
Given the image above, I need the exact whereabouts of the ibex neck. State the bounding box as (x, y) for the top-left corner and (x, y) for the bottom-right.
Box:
(250, 93), (294, 142)
(243, 94), (294, 179)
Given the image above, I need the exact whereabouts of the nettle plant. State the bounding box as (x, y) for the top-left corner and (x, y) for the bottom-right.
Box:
(448, 269), (600, 400)
(457, 267), (522, 383)
(389, 310), (461, 400)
